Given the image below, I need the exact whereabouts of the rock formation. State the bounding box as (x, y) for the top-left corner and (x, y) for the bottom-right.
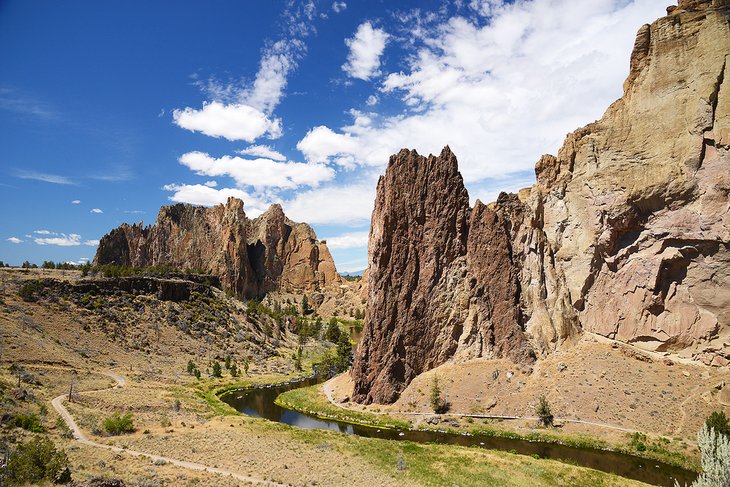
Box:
(353, 0), (730, 403)
(350, 149), (553, 404)
(94, 198), (341, 299)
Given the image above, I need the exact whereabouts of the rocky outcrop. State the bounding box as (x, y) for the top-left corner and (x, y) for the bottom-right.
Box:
(352, 148), (544, 404)
(353, 0), (730, 403)
(61, 276), (217, 302)
(94, 198), (341, 299)
(537, 0), (730, 356)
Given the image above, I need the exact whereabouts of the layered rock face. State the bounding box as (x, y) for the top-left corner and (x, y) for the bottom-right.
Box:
(353, 0), (730, 403)
(542, 0), (730, 355)
(94, 198), (341, 299)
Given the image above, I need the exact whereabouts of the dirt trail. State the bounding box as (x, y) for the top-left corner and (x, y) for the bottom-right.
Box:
(51, 370), (286, 486)
(322, 378), (638, 433)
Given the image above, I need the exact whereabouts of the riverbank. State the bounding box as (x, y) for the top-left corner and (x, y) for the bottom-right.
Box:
(276, 381), (699, 474)
(8, 364), (650, 487)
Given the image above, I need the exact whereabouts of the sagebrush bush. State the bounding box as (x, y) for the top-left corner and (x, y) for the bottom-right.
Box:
(18, 280), (44, 302)
(102, 412), (134, 435)
(680, 424), (730, 487)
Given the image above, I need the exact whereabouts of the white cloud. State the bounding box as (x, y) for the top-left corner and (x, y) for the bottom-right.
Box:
(366, 95), (379, 106)
(283, 182), (376, 225)
(296, 126), (361, 167)
(172, 102), (282, 142)
(175, 5), (315, 143)
(84, 240), (99, 246)
(35, 233), (82, 246)
(33, 230), (53, 235)
(332, 2), (347, 13)
(6, 237), (23, 244)
(16, 170), (73, 185)
(204, 180), (218, 188)
(323, 231), (369, 249)
(162, 184), (268, 217)
(90, 208), (103, 214)
(237, 145), (287, 161)
(342, 22), (389, 80)
(178, 151), (334, 190)
(71, 199), (81, 204)
(163, 180), (375, 227)
(246, 39), (302, 114)
(301, 0), (666, 186)
(468, 0), (504, 17)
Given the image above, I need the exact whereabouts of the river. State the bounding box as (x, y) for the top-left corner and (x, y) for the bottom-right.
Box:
(220, 376), (697, 486)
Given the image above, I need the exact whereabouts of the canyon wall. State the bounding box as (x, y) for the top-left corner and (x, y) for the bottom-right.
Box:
(353, 0), (730, 403)
(94, 198), (341, 300)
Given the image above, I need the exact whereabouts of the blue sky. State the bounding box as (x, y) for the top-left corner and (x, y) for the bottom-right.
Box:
(0, 0), (667, 271)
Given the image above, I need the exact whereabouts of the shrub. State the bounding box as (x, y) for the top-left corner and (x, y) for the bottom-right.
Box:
(683, 424), (730, 487)
(629, 432), (648, 452)
(536, 394), (554, 427)
(103, 412), (134, 435)
(706, 411), (730, 438)
(18, 280), (44, 302)
(6, 436), (71, 485)
(13, 413), (44, 433)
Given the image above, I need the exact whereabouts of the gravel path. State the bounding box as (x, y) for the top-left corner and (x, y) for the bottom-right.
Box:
(51, 370), (287, 486)
(323, 377), (639, 433)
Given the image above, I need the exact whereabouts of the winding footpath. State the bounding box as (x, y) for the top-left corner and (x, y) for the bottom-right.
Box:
(51, 370), (286, 487)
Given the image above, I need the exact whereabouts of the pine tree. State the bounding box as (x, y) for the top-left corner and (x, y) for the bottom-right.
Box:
(536, 394), (554, 427)
(325, 318), (341, 342)
(212, 361), (222, 378)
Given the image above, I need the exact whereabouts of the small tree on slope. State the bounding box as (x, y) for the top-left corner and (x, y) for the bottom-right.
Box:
(679, 424), (730, 487)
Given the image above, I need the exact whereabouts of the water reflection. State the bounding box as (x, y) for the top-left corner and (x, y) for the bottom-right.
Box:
(221, 378), (696, 487)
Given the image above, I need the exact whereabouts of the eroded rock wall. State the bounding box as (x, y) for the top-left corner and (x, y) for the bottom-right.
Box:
(94, 198), (341, 299)
(535, 1), (730, 357)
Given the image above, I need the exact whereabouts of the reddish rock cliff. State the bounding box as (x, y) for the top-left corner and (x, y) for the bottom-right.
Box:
(94, 198), (341, 299)
(352, 148), (539, 404)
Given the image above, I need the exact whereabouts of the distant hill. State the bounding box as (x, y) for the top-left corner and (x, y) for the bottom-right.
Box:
(340, 270), (365, 278)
